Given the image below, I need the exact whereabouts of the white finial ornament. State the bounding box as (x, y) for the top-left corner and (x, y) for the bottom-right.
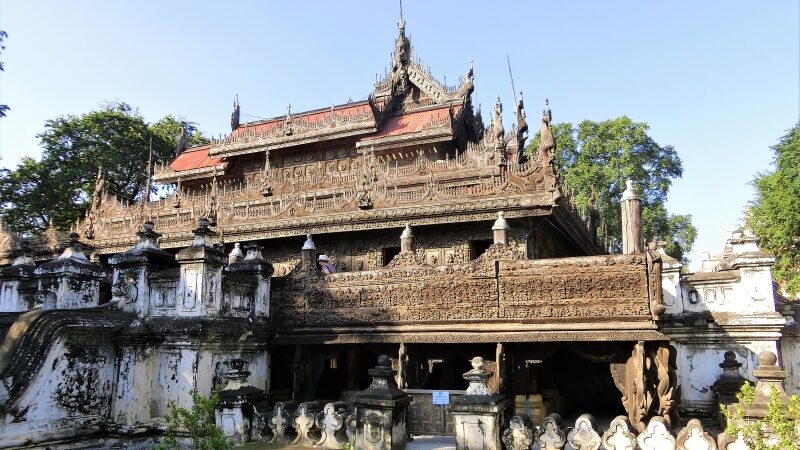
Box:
(228, 243), (244, 264)
(492, 211), (510, 230)
(401, 224), (413, 239)
(621, 179), (640, 201)
(302, 233), (316, 250)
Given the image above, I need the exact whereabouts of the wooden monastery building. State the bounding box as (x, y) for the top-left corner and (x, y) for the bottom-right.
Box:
(6, 16), (788, 445)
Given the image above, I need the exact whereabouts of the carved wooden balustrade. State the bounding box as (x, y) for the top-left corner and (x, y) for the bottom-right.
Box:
(271, 251), (664, 344)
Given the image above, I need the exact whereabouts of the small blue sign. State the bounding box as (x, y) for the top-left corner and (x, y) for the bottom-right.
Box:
(432, 391), (450, 405)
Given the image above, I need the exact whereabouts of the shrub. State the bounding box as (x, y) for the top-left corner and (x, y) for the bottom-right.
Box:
(723, 382), (800, 450)
(154, 388), (232, 450)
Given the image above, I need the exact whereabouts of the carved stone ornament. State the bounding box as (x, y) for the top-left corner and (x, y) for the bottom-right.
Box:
(345, 412), (357, 447)
(463, 357), (492, 396)
(636, 417), (676, 450)
(267, 401), (297, 444)
(501, 415), (535, 450)
(716, 432), (748, 450)
(315, 402), (352, 449)
(712, 351), (746, 407)
(567, 414), (603, 450)
(602, 415), (637, 450)
(676, 418), (716, 450)
(537, 413), (567, 450)
(291, 401), (322, 446)
(110, 273), (138, 310)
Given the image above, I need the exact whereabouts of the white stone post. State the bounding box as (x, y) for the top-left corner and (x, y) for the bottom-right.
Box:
(175, 218), (225, 317)
(0, 253), (37, 312)
(109, 221), (176, 318)
(400, 225), (414, 253)
(492, 211), (510, 245)
(300, 233), (317, 272)
(33, 233), (107, 309)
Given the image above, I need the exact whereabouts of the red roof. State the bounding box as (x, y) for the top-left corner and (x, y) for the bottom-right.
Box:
(169, 145), (225, 172)
(231, 101), (373, 138)
(366, 105), (454, 140)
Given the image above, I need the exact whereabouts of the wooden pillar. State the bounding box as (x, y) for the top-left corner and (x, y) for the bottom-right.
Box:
(495, 342), (505, 394)
(620, 180), (643, 254)
(397, 343), (408, 389)
(292, 345), (305, 400)
(346, 347), (359, 390)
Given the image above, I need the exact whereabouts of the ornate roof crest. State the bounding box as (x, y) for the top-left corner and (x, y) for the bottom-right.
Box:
(231, 95), (240, 131)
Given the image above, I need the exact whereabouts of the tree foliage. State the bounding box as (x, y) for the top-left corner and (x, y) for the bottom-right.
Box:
(154, 388), (232, 450)
(0, 103), (208, 235)
(723, 382), (800, 450)
(0, 30), (9, 118)
(527, 116), (696, 262)
(749, 125), (800, 296)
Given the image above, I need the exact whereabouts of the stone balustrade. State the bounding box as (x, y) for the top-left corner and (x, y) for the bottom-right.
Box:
(245, 404), (739, 450)
(500, 413), (720, 450)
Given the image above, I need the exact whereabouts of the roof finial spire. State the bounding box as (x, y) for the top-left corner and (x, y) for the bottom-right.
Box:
(398, 0), (405, 33)
(230, 94), (240, 131)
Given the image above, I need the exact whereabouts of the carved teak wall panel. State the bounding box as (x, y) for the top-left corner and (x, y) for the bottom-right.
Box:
(273, 254), (652, 332)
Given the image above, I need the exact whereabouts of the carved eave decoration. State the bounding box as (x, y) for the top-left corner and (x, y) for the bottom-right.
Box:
(208, 101), (380, 159)
(153, 160), (229, 184)
(385, 250), (425, 267)
(473, 243), (524, 263)
(374, 60), (474, 108)
(358, 125), (453, 152)
(87, 194), (554, 255)
(357, 102), (467, 153)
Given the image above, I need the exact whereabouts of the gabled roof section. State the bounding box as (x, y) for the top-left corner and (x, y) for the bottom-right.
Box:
(208, 101), (380, 158)
(358, 104), (464, 150)
(169, 145), (224, 171)
(371, 18), (474, 108)
(153, 145), (227, 183)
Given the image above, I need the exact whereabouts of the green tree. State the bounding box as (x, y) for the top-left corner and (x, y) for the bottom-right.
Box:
(527, 116), (696, 262)
(154, 388), (232, 450)
(0, 103), (208, 235)
(749, 125), (800, 296)
(1, 30), (9, 117)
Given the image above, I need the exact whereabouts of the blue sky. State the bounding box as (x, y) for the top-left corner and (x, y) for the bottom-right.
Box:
(0, 1), (797, 268)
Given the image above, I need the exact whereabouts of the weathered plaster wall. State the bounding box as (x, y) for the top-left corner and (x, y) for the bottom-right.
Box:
(660, 232), (787, 415)
(780, 335), (800, 395)
(0, 280), (28, 312)
(671, 341), (777, 414)
(1, 336), (116, 447)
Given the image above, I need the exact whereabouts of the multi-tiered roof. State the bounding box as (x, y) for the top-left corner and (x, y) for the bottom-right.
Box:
(57, 17), (594, 256)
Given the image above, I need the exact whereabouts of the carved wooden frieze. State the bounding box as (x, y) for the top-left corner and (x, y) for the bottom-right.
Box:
(498, 256), (651, 319)
(273, 254), (652, 330)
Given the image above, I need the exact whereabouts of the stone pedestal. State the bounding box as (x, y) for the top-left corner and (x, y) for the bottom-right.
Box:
(223, 243), (273, 319)
(0, 252), (37, 312)
(34, 233), (107, 309)
(108, 221), (176, 318)
(450, 356), (510, 450)
(215, 359), (267, 444)
(712, 351), (747, 427)
(354, 354), (413, 450)
(744, 351), (789, 419)
(174, 218), (224, 317)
